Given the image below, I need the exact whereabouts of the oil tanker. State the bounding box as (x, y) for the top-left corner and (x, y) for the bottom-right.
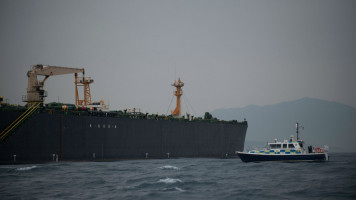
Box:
(0, 65), (247, 164)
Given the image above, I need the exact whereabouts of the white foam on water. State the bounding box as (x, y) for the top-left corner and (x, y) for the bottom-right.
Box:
(158, 177), (183, 184)
(162, 187), (186, 192)
(16, 166), (37, 171)
(158, 165), (180, 170)
(174, 187), (185, 192)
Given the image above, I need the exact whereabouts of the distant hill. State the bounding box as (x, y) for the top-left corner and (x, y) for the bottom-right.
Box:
(211, 98), (356, 152)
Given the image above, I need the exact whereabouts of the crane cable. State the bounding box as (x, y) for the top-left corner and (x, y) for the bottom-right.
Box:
(165, 95), (175, 115)
(183, 92), (197, 117)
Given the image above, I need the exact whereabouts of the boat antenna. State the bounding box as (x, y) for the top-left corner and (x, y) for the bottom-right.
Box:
(296, 122), (304, 140)
(174, 65), (177, 81)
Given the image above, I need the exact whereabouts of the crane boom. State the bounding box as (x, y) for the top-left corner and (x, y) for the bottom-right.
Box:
(24, 64), (86, 105)
(34, 65), (85, 76)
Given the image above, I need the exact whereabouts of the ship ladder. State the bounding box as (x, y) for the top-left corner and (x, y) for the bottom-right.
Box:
(0, 102), (41, 142)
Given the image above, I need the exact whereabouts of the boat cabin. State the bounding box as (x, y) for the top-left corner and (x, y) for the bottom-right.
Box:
(249, 136), (306, 155)
(268, 138), (304, 150)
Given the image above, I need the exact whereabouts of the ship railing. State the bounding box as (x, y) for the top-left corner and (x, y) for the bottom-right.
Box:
(38, 107), (247, 125)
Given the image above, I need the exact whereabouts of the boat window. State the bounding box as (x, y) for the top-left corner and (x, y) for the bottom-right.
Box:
(283, 144), (287, 148)
(288, 144), (295, 148)
(270, 144), (281, 149)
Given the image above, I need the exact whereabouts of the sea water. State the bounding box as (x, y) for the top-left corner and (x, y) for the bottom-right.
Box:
(0, 153), (355, 200)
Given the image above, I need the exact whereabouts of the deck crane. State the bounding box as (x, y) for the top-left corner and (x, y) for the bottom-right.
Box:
(23, 64), (93, 106)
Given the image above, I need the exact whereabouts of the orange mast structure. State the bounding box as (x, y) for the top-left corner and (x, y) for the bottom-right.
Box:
(171, 78), (184, 116)
(75, 73), (94, 106)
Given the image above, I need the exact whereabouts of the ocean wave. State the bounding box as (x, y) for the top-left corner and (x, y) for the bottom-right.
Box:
(158, 178), (183, 184)
(158, 165), (180, 170)
(162, 187), (186, 192)
(16, 166), (37, 171)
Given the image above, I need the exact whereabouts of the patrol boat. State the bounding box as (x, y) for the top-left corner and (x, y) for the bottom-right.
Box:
(236, 123), (329, 162)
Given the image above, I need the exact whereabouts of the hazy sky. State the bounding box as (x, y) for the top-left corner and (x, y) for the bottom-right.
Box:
(1, 0), (355, 117)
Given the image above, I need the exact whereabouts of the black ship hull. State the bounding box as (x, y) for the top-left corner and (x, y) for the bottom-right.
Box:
(0, 111), (247, 164)
(237, 152), (328, 162)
